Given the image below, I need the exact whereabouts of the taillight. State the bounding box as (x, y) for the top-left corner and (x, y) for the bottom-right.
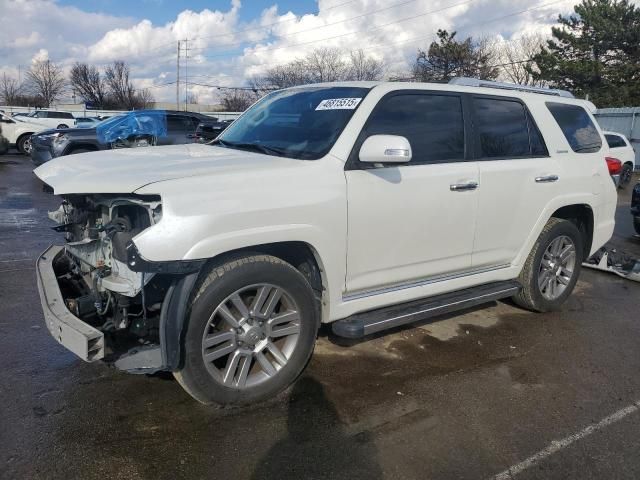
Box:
(606, 156), (622, 175)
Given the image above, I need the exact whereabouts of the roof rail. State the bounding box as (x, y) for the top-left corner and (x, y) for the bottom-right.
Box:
(448, 77), (574, 99)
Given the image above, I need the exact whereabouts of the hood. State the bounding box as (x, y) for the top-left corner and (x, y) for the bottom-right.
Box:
(34, 144), (309, 195)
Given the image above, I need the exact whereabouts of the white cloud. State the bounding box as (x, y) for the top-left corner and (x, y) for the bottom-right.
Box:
(0, 0), (581, 104)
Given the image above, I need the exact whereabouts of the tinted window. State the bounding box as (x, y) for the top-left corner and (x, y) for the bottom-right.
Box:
(605, 134), (627, 149)
(474, 98), (533, 158)
(363, 93), (465, 164)
(167, 114), (194, 133)
(219, 86), (369, 160)
(546, 103), (601, 153)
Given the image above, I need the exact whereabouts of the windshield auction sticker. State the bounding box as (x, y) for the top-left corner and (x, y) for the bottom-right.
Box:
(315, 98), (362, 110)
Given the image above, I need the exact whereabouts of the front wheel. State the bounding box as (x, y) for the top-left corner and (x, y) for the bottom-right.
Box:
(17, 134), (32, 155)
(513, 218), (583, 312)
(175, 254), (319, 405)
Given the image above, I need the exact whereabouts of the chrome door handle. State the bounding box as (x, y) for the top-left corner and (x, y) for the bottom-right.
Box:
(535, 175), (559, 183)
(450, 181), (478, 191)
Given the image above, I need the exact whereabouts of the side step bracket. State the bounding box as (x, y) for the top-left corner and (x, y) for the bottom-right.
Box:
(332, 280), (521, 339)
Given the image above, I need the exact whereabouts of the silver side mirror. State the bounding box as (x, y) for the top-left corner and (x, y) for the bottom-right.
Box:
(359, 135), (412, 164)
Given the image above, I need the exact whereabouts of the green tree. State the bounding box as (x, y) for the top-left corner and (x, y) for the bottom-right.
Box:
(531, 0), (640, 106)
(412, 29), (499, 82)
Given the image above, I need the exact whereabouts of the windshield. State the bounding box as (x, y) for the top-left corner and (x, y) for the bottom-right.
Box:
(217, 86), (370, 160)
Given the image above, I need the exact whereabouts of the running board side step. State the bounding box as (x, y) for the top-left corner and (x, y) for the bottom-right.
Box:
(332, 280), (521, 339)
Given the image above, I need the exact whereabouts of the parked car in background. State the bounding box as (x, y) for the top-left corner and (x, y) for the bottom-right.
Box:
(0, 112), (46, 154)
(74, 117), (101, 128)
(193, 119), (233, 143)
(22, 110), (75, 129)
(11, 112), (30, 119)
(31, 110), (223, 165)
(604, 131), (635, 186)
(632, 182), (640, 234)
(34, 79), (617, 405)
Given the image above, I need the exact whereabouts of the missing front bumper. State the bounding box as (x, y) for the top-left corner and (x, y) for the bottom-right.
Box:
(36, 245), (105, 362)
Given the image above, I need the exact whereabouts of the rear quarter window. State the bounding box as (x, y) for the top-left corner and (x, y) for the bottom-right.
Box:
(605, 134), (627, 149)
(546, 102), (602, 153)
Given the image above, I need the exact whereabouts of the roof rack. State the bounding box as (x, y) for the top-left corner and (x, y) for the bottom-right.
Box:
(448, 77), (574, 99)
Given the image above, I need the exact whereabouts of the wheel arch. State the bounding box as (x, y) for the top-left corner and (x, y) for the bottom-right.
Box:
(550, 204), (594, 260)
(159, 240), (329, 371)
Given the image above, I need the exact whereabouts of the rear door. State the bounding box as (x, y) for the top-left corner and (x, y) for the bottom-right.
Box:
(164, 114), (198, 145)
(470, 95), (559, 268)
(344, 91), (479, 294)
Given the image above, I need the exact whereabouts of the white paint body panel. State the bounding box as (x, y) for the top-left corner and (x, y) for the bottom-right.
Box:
(0, 113), (47, 143)
(34, 81), (617, 323)
(604, 131), (636, 169)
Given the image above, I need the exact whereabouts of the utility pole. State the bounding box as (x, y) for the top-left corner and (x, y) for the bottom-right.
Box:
(176, 40), (181, 110)
(184, 38), (189, 111)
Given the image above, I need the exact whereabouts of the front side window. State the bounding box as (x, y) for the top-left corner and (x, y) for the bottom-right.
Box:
(546, 102), (601, 153)
(218, 86), (369, 160)
(474, 98), (546, 158)
(362, 93), (465, 164)
(605, 134), (627, 149)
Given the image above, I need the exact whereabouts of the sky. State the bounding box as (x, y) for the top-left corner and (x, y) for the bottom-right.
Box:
(0, 0), (583, 105)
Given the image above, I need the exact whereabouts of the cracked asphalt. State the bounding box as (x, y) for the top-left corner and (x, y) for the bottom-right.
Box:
(1, 152), (640, 480)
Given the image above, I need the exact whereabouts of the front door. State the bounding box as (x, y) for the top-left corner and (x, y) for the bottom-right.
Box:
(345, 91), (479, 295)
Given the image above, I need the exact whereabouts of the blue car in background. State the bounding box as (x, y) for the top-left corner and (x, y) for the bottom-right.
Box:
(30, 109), (230, 165)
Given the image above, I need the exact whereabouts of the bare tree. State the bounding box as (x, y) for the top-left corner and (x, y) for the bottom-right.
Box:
(304, 47), (346, 83)
(0, 73), (22, 105)
(186, 91), (199, 104)
(24, 60), (66, 107)
(496, 34), (547, 86)
(70, 63), (107, 107)
(104, 61), (138, 109)
(219, 89), (256, 112)
(135, 88), (154, 109)
(348, 49), (385, 80)
(250, 47), (387, 90)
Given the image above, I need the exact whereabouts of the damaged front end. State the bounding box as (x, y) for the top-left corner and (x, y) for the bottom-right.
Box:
(37, 193), (200, 374)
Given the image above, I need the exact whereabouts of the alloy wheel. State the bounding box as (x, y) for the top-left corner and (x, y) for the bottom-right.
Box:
(201, 283), (301, 389)
(538, 235), (577, 300)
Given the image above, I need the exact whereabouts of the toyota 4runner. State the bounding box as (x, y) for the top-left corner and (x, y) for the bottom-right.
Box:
(34, 79), (617, 404)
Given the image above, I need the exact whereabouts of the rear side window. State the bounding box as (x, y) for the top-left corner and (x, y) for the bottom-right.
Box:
(546, 103), (601, 153)
(605, 134), (627, 149)
(473, 97), (547, 158)
(363, 93), (465, 164)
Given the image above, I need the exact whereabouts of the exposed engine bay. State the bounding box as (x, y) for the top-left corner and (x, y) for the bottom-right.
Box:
(49, 194), (169, 363)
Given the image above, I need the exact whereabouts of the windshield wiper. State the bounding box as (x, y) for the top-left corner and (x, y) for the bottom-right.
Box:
(213, 139), (287, 157)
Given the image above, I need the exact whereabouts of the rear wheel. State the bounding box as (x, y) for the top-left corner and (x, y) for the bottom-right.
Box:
(57, 123), (69, 129)
(174, 254), (319, 405)
(17, 134), (33, 155)
(513, 218), (583, 312)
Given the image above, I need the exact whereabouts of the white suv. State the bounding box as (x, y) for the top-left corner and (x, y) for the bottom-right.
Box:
(23, 110), (75, 130)
(34, 79), (617, 404)
(0, 112), (47, 154)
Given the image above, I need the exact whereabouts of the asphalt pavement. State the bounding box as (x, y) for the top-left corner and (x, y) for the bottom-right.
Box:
(1, 152), (639, 480)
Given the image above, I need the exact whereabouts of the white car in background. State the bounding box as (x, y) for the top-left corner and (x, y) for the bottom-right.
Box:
(604, 131), (636, 186)
(20, 110), (76, 130)
(0, 112), (46, 154)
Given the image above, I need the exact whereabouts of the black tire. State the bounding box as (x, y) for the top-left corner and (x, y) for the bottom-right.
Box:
(174, 254), (320, 405)
(57, 124), (69, 129)
(620, 163), (633, 188)
(513, 217), (583, 312)
(634, 217), (640, 236)
(16, 134), (33, 155)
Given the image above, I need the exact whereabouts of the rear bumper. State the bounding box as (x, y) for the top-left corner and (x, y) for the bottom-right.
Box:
(36, 245), (104, 362)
